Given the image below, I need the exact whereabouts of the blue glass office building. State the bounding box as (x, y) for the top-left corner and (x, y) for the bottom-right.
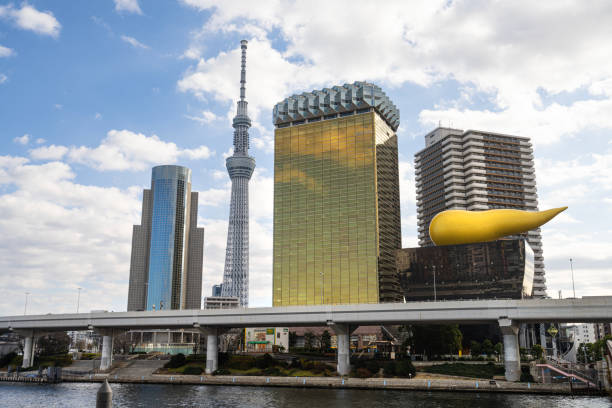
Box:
(127, 165), (204, 311)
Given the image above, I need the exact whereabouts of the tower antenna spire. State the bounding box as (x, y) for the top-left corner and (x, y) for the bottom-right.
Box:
(240, 40), (247, 102)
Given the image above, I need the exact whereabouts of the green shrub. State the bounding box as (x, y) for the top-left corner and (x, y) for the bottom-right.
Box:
(81, 353), (101, 360)
(353, 367), (372, 378)
(422, 362), (503, 379)
(226, 355), (256, 370)
(186, 354), (206, 362)
(289, 358), (302, 369)
(213, 368), (231, 375)
(520, 366), (534, 382)
(0, 352), (17, 368)
(183, 366), (203, 375)
(383, 361), (397, 377)
(255, 353), (276, 369)
(262, 366), (281, 376)
(37, 354), (73, 368)
(364, 360), (380, 373)
(395, 360), (416, 377)
(165, 353), (186, 369)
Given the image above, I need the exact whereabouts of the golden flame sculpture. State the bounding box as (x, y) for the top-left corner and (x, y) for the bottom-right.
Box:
(429, 207), (568, 246)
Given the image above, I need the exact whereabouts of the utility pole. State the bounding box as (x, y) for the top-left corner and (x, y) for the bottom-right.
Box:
(77, 287), (82, 313)
(432, 265), (437, 302)
(569, 258), (576, 298)
(320, 271), (324, 305)
(24, 292), (30, 315)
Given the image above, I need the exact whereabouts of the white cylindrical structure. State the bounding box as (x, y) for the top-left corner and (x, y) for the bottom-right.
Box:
(336, 324), (350, 376)
(22, 336), (34, 368)
(100, 335), (114, 371)
(206, 330), (218, 374)
(499, 319), (521, 382)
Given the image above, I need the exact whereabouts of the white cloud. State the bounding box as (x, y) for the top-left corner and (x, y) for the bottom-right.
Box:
(178, 38), (327, 132)
(399, 160), (416, 205)
(114, 0), (142, 15)
(13, 134), (29, 145)
(185, 110), (220, 124)
(0, 73), (7, 84)
(179, 1), (612, 148)
(0, 44), (15, 57)
(30, 145), (68, 161)
(53, 104), (62, 110)
(0, 156), (141, 315)
(35, 138), (45, 144)
(120, 35), (149, 49)
(94, 112), (102, 120)
(61, 129), (213, 171)
(0, 4), (61, 38)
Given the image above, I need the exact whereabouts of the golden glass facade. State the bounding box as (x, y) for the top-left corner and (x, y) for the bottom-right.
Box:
(273, 111), (402, 306)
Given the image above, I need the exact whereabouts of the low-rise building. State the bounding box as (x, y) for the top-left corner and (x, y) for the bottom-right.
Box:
(204, 296), (239, 309)
(244, 327), (289, 353)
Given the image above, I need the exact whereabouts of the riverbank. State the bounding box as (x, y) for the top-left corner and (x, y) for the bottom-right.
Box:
(58, 373), (604, 395)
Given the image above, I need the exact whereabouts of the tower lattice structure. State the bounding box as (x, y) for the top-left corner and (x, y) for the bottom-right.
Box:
(221, 40), (255, 307)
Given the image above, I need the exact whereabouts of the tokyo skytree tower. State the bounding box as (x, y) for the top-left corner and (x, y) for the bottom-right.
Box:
(221, 40), (255, 307)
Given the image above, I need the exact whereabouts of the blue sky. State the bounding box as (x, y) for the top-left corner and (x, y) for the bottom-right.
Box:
(1, 0), (611, 315)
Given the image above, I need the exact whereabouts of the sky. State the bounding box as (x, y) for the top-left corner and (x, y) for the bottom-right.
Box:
(1, 1), (611, 316)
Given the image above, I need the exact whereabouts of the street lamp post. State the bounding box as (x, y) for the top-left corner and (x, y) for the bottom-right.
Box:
(432, 265), (437, 302)
(569, 258), (576, 299)
(320, 271), (324, 305)
(76, 287), (82, 313)
(24, 292), (30, 315)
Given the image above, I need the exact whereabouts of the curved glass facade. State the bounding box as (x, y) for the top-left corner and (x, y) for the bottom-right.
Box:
(146, 165), (192, 311)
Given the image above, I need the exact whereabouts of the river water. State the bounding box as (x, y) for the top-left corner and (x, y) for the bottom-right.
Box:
(1, 382), (610, 407)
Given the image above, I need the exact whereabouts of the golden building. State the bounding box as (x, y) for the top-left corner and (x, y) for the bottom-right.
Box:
(272, 82), (402, 306)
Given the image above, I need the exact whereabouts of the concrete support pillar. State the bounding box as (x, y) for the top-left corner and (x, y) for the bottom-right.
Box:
(335, 324), (351, 376)
(100, 333), (114, 371)
(22, 335), (35, 368)
(499, 318), (521, 382)
(199, 327), (218, 374)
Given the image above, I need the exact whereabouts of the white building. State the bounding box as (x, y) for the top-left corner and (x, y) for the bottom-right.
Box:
(567, 323), (597, 345)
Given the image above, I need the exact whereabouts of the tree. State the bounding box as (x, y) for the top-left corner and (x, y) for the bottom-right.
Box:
(113, 332), (131, 354)
(37, 332), (70, 356)
(577, 343), (593, 363)
(592, 335), (612, 361)
(289, 331), (297, 348)
(304, 331), (316, 351)
(411, 325), (462, 358)
(531, 344), (544, 361)
(482, 339), (494, 356)
(75, 339), (87, 352)
(164, 353), (186, 369)
(494, 342), (503, 361)
(320, 330), (331, 353)
(470, 341), (482, 357)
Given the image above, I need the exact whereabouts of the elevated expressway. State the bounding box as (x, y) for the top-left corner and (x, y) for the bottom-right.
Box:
(2, 297), (611, 381)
